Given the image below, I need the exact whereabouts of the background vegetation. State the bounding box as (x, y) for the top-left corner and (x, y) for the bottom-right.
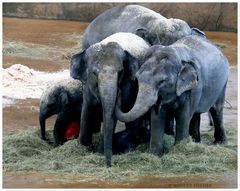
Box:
(3, 3), (237, 32)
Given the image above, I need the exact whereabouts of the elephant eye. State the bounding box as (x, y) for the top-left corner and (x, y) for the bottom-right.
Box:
(92, 69), (98, 78)
(93, 71), (97, 76)
(159, 79), (166, 85)
(157, 79), (166, 88)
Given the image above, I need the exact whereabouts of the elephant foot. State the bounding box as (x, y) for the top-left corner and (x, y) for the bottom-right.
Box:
(105, 155), (112, 168)
(41, 136), (48, 141)
(97, 141), (104, 154)
(214, 130), (227, 144)
(213, 138), (227, 144)
(78, 137), (92, 147)
(53, 142), (60, 147)
(192, 137), (201, 143)
(150, 146), (163, 157)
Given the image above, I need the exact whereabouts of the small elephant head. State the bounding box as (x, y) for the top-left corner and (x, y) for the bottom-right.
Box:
(135, 18), (191, 46)
(135, 27), (160, 45)
(116, 45), (198, 122)
(70, 42), (138, 166)
(39, 87), (69, 140)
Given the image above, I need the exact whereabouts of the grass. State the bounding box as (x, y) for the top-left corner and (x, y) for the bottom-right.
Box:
(3, 35), (83, 62)
(3, 127), (237, 182)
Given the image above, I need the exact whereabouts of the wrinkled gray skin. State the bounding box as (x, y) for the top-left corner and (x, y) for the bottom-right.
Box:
(70, 33), (149, 167)
(116, 35), (229, 156)
(83, 5), (205, 48)
(39, 79), (83, 146)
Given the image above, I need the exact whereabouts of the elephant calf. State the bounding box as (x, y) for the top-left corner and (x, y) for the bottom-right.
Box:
(113, 126), (151, 154)
(39, 78), (83, 146)
(116, 35), (229, 156)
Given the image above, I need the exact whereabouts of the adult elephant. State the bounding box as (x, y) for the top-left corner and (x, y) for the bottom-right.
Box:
(70, 32), (150, 167)
(82, 5), (204, 49)
(116, 35), (229, 156)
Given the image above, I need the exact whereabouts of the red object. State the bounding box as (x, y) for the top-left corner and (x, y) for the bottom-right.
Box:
(64, 121), (80, 140)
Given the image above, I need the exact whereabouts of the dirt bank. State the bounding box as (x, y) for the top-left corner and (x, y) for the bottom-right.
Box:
(3, 171), (237, 188)
(2, 17), (238, 188)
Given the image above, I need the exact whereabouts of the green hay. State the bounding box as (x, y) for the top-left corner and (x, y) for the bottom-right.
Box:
(3, 127), (237, 181)
(216, 42), (227, 49)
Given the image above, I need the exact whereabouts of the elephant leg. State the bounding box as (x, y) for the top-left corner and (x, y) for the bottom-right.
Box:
(175, 103), (191, 144)
(209, 84), (227, 143)
(189, 113), (201, 142)
(79, 99), (102, 146)
(164, 110), (174, 136)
(53, 113), (69, 147)
(208, 111), (214, 126)
(150, 105), (166, 156)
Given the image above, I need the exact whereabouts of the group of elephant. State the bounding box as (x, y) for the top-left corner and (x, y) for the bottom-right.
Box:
(39, 5), (229, 167)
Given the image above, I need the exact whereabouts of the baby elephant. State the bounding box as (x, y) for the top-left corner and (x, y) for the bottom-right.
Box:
(39, 78), (83, 146)
(113, 126), (151, 154)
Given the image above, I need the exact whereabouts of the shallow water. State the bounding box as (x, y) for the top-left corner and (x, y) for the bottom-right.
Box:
(2, 17), (238, 188)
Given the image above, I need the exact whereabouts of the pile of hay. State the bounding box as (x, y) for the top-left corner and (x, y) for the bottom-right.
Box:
(3, 127), (237, 181)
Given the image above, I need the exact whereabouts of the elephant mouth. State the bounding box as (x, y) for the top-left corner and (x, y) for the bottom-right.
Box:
(161, 97), (175, 105)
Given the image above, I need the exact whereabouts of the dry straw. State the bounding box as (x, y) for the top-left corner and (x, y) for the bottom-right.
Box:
(3, 127), (237, 181)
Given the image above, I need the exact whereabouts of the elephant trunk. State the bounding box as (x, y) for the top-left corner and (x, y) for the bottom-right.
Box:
(39, 113), (47, 140)
(39, 104), (55, 141)
(116, 81), (158, 123)
(98, 72), (118, 167)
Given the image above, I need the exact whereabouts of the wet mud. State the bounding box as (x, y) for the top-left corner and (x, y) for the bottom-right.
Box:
(3, 171), (237, 188)
(2, 17), (238, 188)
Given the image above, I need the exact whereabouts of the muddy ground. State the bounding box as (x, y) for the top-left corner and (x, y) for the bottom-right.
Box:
(2, 17), (238, 188)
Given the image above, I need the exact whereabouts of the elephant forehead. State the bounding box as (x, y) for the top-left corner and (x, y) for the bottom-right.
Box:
(86, 46), (123, 70)
(100, 32), (149, 58)
(101, 65), (119, 73)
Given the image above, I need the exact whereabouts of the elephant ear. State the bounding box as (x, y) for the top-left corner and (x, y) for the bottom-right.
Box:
(123, 51), (139, 80)
(176, 61), (198, 96)
(135, 27), (149, 41)
(191, 27), (206, 38)
(70, 50), (87, 83)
